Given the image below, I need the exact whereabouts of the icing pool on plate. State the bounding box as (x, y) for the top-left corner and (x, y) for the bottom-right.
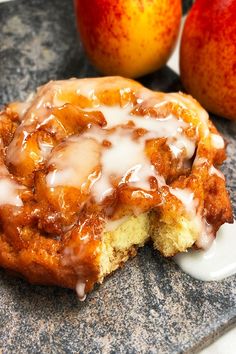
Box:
(175, 220), (236, 281)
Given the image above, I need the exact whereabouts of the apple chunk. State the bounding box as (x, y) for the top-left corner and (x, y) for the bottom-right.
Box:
(35, 137), (102, 230)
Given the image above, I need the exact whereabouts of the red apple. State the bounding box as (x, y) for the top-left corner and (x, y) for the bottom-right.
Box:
(180, 0), (236, 120)
(74, 0), (181, 78)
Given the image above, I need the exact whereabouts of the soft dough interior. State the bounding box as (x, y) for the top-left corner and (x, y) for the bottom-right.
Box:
(99, 211), (199, 281)
(149, 211), (199, 257)
(99, 213), (150, 281)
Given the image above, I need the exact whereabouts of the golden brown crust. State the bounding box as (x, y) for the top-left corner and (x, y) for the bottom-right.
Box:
(0, 77), (232, 292)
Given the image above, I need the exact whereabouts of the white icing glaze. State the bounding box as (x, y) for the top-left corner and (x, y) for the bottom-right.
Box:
(105, 216), (129, 232)
(209, 165), (225, 180)
(38, 141), (54, 159)
(84, 126), (167, 202)
(75, 281), (86, 301)
(46, 104), (195, 202)
(168, 143), (182, 158)
(195, 219), (214, 249)
(76, 85), (96, 101)
(82, 105), (131, 128)
(46, 137), (100, 189)
(211, 133), (225, 149)
(193, 157), (208, 167)
(98, 105), (196, 159)
(169, 92), (210, 130)
(168, 135), (196, 159)
(96, 130), (151, 199)
(170, 188), (196, 214)
(193, 158), (225, 181)
(175, 221), (236, 281)
(138, 90), (210, 134)
(83, 104), (186, 132)
(169, 187), (215, 248)
(0, 178), (24, 206)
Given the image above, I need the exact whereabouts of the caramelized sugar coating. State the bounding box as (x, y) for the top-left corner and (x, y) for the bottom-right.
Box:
(0, 77), (232, 295)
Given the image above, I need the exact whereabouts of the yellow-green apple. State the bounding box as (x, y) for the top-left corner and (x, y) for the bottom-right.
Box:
(74, 0), (182, 78)
(180, 0), (236, 120)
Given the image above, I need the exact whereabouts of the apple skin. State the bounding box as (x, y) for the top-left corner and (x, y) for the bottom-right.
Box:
(74, 0), (181, 78)
(180, 0), (236, 120)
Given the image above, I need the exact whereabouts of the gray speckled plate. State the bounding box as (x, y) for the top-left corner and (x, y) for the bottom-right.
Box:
(0, 1), (235, 353)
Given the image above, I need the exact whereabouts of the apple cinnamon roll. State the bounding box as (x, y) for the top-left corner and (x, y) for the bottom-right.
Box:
(0, 77), (232, 298)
